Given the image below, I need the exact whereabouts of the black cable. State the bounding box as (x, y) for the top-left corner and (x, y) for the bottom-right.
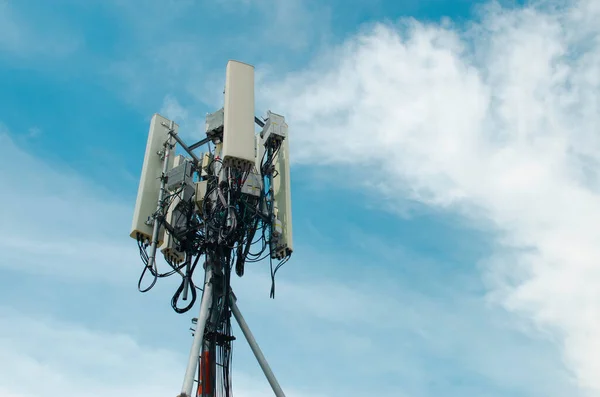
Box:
(269, 255), (276, 299)
(134, 138), (292, 396)
(132, 148), (295, 397)
(137, 261), (158, 293)
(137, 234), (158, 293)
(274, 256), (291, 279)
(269, 255), (291, 299)
(170, 253), (201, 313)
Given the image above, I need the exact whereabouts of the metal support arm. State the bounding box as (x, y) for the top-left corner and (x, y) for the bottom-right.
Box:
(229, 293), (286, 397)
(165, 127), (201, 165)
(255, 116), (265, 128)
(188, 136), (212, 151)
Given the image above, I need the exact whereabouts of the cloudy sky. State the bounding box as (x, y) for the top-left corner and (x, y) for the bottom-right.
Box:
(1, 0), (599, 396)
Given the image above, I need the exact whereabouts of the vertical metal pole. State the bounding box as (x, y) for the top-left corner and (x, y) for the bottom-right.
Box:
(267, 145), (275, 222)
(180, 265), (214, 397)
(147, 122), (174, 271)
(229, 295), (286, 397)
(200, 288), (221, 397)
(182, 254), (192, 301)
(267, 145), (277, 258)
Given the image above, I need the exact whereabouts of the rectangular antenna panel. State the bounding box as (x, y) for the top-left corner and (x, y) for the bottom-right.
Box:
(242, 173), (262, 197)
(241, 134), (263, 197)
(205, 108), (224, 137)
(161, 155), (185, 264)
(271, 132), (293, 259)
(200, 152), (212, 178)
(261, 111), (287, 144)
(222, 60), (255, 168)
(194, 180), (208, 214)
(166, 156), (193, 192)
(130, 114), (178, 244)
(160, 197), (184, 263)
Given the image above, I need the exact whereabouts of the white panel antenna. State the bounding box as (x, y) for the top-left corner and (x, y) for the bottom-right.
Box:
(271, 129), (293, 259)
(130, 114), (177, 244)
(222, 60), (255, 168)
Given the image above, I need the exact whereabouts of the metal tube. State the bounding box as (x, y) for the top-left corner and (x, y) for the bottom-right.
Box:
(147, 123), (174, 272)
(189, 136), (212, 151)
(182, 254), (192, 301)
(169, 130), (202, 164)
(267, 145), (276, 255)
(254, 116), (265, 128)
(226, 167), (232, 229)
(181, 266), (214, 397)
(229, 295), (286, 397)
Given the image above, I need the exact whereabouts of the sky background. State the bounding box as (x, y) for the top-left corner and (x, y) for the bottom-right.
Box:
(1, 0), (599, 396)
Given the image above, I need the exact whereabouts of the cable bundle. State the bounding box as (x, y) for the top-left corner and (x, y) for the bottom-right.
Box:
(135, 137), (292, 397)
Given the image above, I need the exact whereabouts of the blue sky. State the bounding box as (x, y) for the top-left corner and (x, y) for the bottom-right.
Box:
(1, 0), (600, 396)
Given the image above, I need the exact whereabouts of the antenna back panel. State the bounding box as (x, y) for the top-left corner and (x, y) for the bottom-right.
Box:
(130, 114), (178, 244)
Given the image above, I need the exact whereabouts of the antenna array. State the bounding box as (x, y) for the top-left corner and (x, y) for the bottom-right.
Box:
(129, 60), (293, 397)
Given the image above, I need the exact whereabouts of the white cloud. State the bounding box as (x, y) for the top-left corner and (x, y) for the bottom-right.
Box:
(0, 130), (138, 284)
(0, 120), (577, 397)
(0, 305), (327, 397)
(101, 0), (333, 110)
(0, 129), (322, 396)
(234, 255), (575, 397)
(161, 95), (189, 122)
(258, 0), (600, 394)
(3, 0), (596, 386)
(159, 95), (206, 140)
(26, 127), (42, 138)
(0, 306), (183, 397)
(213, 0), (332, 52)
(0, 0), (81, 59)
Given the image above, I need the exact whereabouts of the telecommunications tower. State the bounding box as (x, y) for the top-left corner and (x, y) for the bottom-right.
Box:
(129, 60), (293, 397)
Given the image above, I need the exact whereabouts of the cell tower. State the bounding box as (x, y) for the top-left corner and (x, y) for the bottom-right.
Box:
(129, 60), (292, 397)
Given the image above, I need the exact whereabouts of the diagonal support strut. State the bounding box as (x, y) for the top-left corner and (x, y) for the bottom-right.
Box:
(229, 292), (286, 397)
